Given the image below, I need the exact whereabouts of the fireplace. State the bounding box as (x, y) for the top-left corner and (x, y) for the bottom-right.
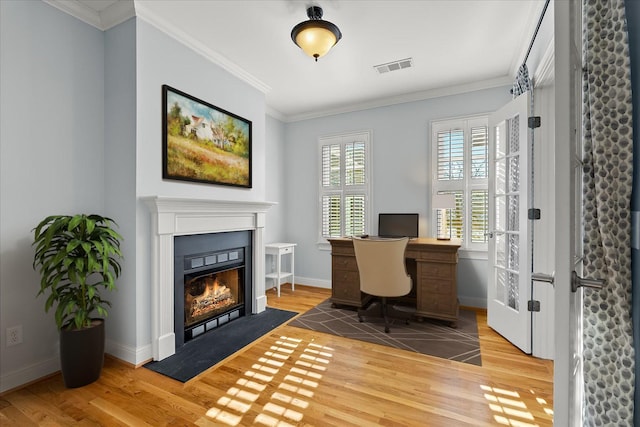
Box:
(144, 197), (275, 361)
(174, 231), (252, 348)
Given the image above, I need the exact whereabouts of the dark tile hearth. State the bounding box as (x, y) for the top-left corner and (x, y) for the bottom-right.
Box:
(288, 299), (481, 366)
(145, 307), (297, 382)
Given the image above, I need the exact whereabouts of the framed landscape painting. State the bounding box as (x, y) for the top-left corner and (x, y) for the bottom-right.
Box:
(162, 85), (252, 188)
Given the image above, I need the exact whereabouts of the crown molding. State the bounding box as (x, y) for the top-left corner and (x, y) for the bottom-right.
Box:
(281, 76), (513, 123)
(42, 0), (134, 31)
(100, 0), (135, 30)
(266, 106), (287, 123)
(532, 37), (555, 88)
(134, 2), (271, 95)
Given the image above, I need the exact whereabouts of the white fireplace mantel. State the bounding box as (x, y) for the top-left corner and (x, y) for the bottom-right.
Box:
(143, 196), (276, 361)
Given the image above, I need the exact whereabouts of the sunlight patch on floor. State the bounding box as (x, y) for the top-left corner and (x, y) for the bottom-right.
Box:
(481, 384), (553, 426)
(201, 335), (334, 426)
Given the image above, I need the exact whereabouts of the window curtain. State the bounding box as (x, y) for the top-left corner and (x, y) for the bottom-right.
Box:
(582, 0), (635, 425)
(512, 64), (532, 98)
(623, 0), (639, 425)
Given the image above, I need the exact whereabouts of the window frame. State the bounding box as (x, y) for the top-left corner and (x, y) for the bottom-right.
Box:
(430, 115), (489, 256)
(318, 130), (372, 249)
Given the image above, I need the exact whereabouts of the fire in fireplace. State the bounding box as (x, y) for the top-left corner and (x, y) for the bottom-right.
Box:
(174, 231), (252, 347)
(184, 267), (242, 328)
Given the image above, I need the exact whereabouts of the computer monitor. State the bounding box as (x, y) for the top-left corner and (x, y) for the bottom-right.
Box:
(378, 213), (419, 238)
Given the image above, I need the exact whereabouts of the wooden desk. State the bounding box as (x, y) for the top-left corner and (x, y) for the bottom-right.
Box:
(328, 237), (461, 325)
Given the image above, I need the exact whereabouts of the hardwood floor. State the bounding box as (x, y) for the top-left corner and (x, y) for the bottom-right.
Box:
(0, 285), (553, 426)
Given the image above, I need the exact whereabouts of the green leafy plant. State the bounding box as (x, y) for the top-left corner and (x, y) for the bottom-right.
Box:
(32, 214), (123, 330)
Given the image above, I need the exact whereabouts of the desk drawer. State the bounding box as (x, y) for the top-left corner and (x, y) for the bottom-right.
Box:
(332, 275), (361, 303)
(419, 294), (457, 316)
(420, 279), (454, 295)
(332, 255), (358, 271)
(332, 283), (361, 302)
(333, 270), (359, 285)
(332, 245), (356, 256)
(419, 262), (454, 279)
(415, 251), (458, 263)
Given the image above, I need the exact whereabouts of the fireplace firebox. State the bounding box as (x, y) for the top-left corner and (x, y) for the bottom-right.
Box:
(184, 267), (242, 328)
(174, 231), (252, 347)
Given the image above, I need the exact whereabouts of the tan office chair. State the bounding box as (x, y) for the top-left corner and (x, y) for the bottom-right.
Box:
(352, 237), (413, 333)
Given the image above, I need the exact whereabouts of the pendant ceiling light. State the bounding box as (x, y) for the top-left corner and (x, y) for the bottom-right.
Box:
(291, 6), (342, 62)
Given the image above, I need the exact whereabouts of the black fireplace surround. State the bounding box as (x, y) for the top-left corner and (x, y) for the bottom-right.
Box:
(174, 231), (252, 348)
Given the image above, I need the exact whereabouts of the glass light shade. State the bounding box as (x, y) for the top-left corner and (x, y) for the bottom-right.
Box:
(295, 26), (338, 60)
(291, 6), (342, 61)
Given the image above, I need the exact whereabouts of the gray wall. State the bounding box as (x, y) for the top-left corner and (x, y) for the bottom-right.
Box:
(0, 0), (106, 390)
(282, 87), (512, 306)
(104, 16), (138, 361)
(265, 115), (287, 243)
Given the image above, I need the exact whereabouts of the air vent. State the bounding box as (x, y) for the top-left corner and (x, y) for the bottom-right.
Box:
(374, 58), (413, 74)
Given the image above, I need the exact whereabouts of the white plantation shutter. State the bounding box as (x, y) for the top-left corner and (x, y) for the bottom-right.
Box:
(471, 190), (489, 243)
(471, 126), (488, 179)
(345, 142), (366, 185)
(437, 130), (464, 181)
(432, 117), (488, 251)
(470, 125), (489, 244)
(322, 144), (341, 187)
(319, 132), (371, 241)
(322, 194), (341, 237)
(345, 194), (366, 236)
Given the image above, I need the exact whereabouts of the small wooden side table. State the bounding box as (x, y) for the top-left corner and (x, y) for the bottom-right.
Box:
(265, 243), (296, 297)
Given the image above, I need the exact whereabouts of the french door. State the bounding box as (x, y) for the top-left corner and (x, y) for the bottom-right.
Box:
(554, 0), (584, 427)
(555, 0), (586, 423)
(487, 92), (532, 354)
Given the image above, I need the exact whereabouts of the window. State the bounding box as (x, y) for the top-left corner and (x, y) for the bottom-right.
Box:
(431, 116), (488, 252)
(319, 131), (371, 243)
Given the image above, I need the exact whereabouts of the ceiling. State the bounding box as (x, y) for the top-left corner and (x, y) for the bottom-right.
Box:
(45, 0), (546, 121)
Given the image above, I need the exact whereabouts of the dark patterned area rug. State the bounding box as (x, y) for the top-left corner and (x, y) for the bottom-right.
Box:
(289, 299), (481, 366)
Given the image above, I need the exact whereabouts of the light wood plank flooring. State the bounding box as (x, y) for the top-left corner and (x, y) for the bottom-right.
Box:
(0, 285), (553, 426)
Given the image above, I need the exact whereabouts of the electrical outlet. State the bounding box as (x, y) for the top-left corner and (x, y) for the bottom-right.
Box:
(6, 325), (23, 347)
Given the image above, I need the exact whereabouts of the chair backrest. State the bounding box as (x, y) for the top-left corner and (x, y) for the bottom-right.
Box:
(352, 237), (412, 298)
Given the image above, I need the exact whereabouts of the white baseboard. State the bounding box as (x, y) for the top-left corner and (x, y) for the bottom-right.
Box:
(0, 355), (60, 394)
(0, 341), (154, 393)
(106, 338), (152, 366)
(295, 276), (331, 289)
(458, 296), (487, 309)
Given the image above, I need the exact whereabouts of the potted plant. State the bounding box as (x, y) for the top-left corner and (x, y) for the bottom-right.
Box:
(32, 214), (123, 388)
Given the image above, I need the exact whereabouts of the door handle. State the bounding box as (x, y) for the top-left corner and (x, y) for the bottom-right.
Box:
(571, 271), (605, 292)
(532, 272), (554, 285)
(485, 230), (505, 239)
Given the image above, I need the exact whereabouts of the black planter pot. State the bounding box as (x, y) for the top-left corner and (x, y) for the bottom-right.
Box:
(59, 319), (105, 388)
